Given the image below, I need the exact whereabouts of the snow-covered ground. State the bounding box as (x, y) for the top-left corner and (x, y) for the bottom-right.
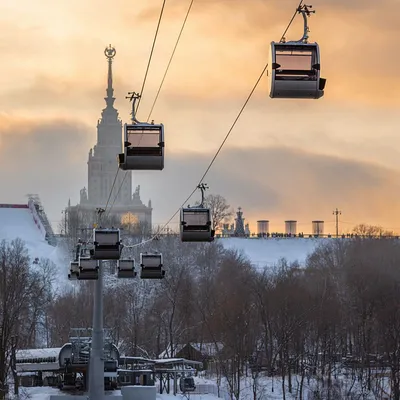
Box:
(19, 386), (220, 399)
(0, 205), (322, 278)
(0, 206), (68, 289)
(20, 372), (390, 400)
(218, 237), (326, 268)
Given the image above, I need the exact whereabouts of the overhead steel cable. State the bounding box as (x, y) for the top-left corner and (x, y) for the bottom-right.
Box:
(146, 0), (195, 122)
(108, 0), (194, 217)
(124, 63), (268, 249)
(105, 171), (128, 219)
(125, 0), (305, 248)
(136, 0), (167, 116)
(280, 0), (304, 42)
(103, 168), (120, 216)
(105, 0), (167, 218)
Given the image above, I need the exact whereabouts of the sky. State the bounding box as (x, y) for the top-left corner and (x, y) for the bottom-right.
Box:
(0, 0), (399, 234)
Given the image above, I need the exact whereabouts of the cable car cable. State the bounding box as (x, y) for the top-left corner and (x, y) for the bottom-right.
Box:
(280, 0), (304, 43)
(146, 0), (195, 122)
(196, 65), (267, 185)
(104, 168), (120, 215)
(136, 0), (167, 116)
(124, 62), (267, 249)
(105, 171), (128, 218)
(124, 0), (306, 248)
(196, 0), (305, 185)
(103, 1), (167, 217)
(108, 0), (195, 217)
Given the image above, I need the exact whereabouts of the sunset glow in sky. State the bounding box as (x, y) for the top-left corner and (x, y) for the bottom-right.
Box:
(0, 0), (399, 234)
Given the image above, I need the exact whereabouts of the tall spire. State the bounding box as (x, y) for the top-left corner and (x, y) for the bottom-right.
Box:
(234, 207), (246, 237)
(104, 45), (116, 109)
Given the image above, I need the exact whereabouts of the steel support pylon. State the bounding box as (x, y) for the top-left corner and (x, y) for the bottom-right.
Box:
(88, 261), (104, 400)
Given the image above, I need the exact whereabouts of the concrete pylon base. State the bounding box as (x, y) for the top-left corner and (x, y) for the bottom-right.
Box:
(121, 386), (157, 400)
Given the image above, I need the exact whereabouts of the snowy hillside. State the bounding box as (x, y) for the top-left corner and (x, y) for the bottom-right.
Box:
(218, 237), (326, 268)
(0, 205), (68, 289)
(0, 203), (325, 290)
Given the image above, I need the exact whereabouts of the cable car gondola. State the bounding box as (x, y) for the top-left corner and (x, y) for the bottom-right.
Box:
(180, 183), (215, 243)
(180, 376), (196, 393)
(140, 253), (165, 279)
(68, 261), (79, 281)
(267, 5), (326, 99)
(92, 229), (122, 260)
(78, 257), (99, 280)
(180, 208), (214, 242)
(117, 259), (137, 279)
(119, 123), (164, 171)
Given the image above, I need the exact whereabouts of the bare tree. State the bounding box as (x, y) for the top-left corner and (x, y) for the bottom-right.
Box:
(203, 249), (256, 399)
(156, 239), (196, 358)
(36, 225), (400, 398)
(0, 239), (53, 399)
(116, 280), (154, 356)
(202, 194), (233, 231)
(352, 223), (394, 237)
(47, 283), (94, 345)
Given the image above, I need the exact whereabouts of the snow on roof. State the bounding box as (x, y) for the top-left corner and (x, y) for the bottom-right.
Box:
(154, 358), (183, 363)
(218, 237), (327, 268)
(0, 206), (68, 289)
(154, 358), (202, 365)
(16, 347), (62, 360)
(118, 368), (154, 373)
(119, 356), (155, 364)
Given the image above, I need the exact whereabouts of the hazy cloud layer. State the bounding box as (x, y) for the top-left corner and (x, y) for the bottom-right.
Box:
(0, 116), (92, 227)
(0, 0), (399, 233)
(118, 146), (400, 234)
(2, 115), (400, 233)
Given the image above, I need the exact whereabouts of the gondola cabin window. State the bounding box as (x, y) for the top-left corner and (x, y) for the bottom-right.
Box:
(275, 46), (317, 80)
(183, 210), (210, 229)
(126, 126), (162, 156)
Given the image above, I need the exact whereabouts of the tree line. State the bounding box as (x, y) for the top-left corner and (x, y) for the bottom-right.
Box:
(0, 239), (54, 398)
(2, 204), (400, 399)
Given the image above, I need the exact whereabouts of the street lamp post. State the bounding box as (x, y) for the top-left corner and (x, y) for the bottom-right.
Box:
(333, 208), (342, 238)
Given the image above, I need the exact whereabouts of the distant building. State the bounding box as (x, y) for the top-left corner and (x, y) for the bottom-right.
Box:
(66, 46), (152, 231)
(221, 207), (250, 237)
(158, 342), (223, 371)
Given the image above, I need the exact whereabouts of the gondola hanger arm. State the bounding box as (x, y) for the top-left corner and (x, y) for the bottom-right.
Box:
(283, 4), (315, 44)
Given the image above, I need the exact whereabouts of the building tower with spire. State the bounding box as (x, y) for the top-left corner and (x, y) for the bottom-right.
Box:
(234, 207), (247, 237)
(68, 45), (152, 230)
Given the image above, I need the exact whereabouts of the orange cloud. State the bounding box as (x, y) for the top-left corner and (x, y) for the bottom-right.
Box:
(1, 0), (399, 108)
(0, 0), (399, 232)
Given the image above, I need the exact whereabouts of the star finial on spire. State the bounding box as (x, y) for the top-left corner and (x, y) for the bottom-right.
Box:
(104, 44), (116, 60)
(104, 45), (116, 109)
